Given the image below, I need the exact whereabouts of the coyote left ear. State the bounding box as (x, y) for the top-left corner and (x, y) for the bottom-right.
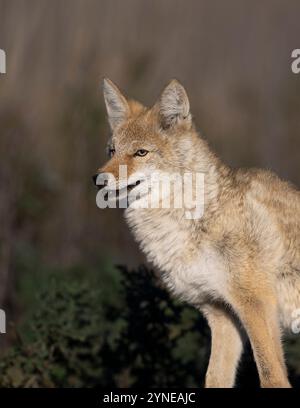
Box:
(103, 78), (130, 132)
(158, 79), (191, 129)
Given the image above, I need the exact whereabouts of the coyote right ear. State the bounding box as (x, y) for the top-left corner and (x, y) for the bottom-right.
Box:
(157, 79), (191, 129)
(103, 78), (129, 131)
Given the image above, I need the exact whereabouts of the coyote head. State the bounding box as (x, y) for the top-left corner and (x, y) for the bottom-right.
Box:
(93, 78), (207, 204)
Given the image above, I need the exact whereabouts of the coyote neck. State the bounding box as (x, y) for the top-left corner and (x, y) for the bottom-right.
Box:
(125, 132), (233, 252)
(184, 131), (232, 219)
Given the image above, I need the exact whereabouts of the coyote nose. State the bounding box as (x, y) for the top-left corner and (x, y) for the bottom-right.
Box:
(92, 173), (108, 190)
(92, 174), (98, 186)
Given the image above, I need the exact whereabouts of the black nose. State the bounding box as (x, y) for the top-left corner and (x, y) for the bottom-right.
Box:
(93, 173), (108, 190)
(92, 174), (98, 186)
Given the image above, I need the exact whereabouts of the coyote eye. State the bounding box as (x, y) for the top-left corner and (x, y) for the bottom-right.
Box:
(108, 148), (115, 158)
(134, 149), (149, 157)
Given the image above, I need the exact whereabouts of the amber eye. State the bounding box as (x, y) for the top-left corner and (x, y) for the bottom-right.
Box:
(108, 148), (115, 158)
(134, 149), (149, 157)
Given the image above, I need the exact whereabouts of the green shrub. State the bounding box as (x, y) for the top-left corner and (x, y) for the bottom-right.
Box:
(1, 264), (300, 387)
(0, 277), (107, 387)
(106, 265), (209, 387)
(0, 266), (209, 387)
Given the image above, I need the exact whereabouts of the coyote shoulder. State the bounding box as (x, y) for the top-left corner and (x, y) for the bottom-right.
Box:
(95, 78), (300, 388)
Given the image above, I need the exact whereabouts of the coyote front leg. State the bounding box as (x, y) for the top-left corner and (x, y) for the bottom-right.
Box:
(231, 280), (291, 388)
(202, 304), (244, 388)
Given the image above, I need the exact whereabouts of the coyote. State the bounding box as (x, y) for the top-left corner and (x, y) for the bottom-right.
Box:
(94, 78), (300, 388)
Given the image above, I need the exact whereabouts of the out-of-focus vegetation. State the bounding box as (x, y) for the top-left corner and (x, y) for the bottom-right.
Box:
(0, 263), (299, 387)
(1, 0), (300, 386)
(0, 265), (210, 387)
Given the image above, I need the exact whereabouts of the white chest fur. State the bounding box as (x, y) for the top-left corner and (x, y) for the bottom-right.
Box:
(125, 208), (228, 304)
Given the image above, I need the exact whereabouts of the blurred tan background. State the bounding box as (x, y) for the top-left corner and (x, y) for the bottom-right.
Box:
(0, 0), (300, 313)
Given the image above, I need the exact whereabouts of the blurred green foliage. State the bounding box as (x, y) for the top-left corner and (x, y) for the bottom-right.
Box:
(0, 265), (209, 387)
(103, 266), (209, 387)
(1, 262), (300, 388)
(0, 278), (105, 387)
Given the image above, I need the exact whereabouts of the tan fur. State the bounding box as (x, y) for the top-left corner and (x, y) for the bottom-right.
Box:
(97, 78), (300, 388)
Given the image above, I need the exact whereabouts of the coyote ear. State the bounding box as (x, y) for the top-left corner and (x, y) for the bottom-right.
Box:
(103, 78), (129, 131)
(158, 79), (191, 129)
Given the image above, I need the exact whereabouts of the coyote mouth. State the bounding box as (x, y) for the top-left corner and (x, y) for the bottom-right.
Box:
(126, 179), (142, 192)
(102, 179), (146, 202)
(118, 179), (144, 197)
